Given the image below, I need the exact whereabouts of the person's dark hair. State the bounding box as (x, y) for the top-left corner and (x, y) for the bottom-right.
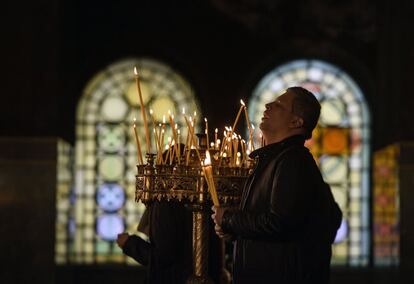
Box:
(288, 86), (321, 139)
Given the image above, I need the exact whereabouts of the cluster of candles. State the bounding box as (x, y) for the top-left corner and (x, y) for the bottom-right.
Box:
(132, 67), (263, 205)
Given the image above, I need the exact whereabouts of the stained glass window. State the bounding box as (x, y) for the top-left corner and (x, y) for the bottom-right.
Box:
(55, 139), (74, 264)
(57, 58), (200, 264)
(373, 144), (399, 266)
(249, 59), (371, 266)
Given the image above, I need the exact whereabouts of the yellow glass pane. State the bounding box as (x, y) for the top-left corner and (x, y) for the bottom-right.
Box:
(126, 80), (152, 106)
(101, 96), (128, 122)
(99, 156), (124, 180)
(320, 100), (346, 125)
(150, 97), (176, 121)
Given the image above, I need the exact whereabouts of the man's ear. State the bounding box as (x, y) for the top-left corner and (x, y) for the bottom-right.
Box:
(290, 116), (304, 128)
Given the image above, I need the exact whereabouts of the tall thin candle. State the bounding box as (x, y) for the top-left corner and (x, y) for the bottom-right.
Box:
(134, 67), (151, 153)
(204, 118), (209, 150)
(133, 118), (144, 165)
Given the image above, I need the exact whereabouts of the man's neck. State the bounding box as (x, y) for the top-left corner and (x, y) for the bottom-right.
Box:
(264, 131), (305, 145)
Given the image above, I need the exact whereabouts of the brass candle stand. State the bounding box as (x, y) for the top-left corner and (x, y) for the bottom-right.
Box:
(135, 147), (254, 283)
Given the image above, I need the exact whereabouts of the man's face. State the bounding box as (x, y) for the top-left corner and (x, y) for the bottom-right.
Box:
(259, 90), (296, 136)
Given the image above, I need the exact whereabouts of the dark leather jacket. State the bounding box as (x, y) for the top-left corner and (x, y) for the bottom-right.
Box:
(221, 135), (342, 284)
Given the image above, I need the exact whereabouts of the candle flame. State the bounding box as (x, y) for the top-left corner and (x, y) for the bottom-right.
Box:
(204, 117), (207, 122)
(150, 109), (153, 115)
(194, 111), (197, 116)
(168, 110), (171, 115)
(204, 150), (212, 166)
(133, 67), (138, 76)
(177, 129), (181, 134)
(252, 124), (255, 130)
(133, 117), (137, 123)
(182, 107), (186, 115)
(240, 99), (245, 106)
(215, 128), (218, 133)
(163, 115), (166, 124)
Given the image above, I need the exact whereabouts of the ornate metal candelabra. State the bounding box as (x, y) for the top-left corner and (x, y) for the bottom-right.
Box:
(135, 138), (254, 283)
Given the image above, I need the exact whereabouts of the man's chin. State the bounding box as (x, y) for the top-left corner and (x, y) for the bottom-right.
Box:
(259, 122), (266, 130)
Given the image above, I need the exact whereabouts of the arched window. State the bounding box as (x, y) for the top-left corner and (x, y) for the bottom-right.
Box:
(249, 59), (371, 266)
(57, 58), (200, 264)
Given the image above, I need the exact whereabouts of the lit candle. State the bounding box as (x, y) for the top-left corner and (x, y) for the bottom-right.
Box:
(241, 139), (246, 165)
(133, 118), (144, 165)
(193, 111), (197, 132)
(150, 109), (161, 155)
(250, 124), (256, 151)
(214, 128), (218, 149)
(202, 150), (220, 206)
(236, 152), (241, 167)
(204, 118), (209, 150)
(183, 114), (202, 164)
(177, 128), (181, 164)
(134, 67), (151, 154)
(260, 133), (264, 147)
(244, 102), (253, 145)
(168, 110), (179, 162)
(231, 100), (245, 134)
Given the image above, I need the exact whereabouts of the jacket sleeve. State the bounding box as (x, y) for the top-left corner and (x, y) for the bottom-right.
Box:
(221, 151), (312, 241)
(122, 235), (150, 265)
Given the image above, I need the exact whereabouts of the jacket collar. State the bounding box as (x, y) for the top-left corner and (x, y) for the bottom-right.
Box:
(249, 135), (305, 159)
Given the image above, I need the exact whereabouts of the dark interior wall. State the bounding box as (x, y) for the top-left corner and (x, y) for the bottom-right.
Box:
(2, 1), (60, 138)
(5, 0), (407, 151)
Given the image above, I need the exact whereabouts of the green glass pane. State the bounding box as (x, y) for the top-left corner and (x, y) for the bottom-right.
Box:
(96, 240), (111, 254)
(98, 125), (126, 153)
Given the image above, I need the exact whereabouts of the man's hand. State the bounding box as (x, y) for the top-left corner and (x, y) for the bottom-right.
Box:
(211, 205), (226, 226)
(116, 232), (130, 248)
(211, 206), (233, 240)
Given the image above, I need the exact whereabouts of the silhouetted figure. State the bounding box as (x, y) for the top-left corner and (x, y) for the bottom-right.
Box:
(212, 87), (342, 284)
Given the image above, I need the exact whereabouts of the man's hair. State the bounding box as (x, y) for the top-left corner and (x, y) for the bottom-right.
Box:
(287, 86), (321, 139)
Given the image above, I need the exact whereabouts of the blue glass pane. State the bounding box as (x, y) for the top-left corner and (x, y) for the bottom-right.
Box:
(96, 214), (124, 241)
(96, 183), (125, 212)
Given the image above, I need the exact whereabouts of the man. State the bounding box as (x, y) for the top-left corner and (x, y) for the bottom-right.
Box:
(212, 86), (342, 284)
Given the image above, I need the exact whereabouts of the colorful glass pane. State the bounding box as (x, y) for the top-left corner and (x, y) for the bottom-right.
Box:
(249, 59), (371, 266)
(373, 144), (399, 266)
(321, 128), (349, 155)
